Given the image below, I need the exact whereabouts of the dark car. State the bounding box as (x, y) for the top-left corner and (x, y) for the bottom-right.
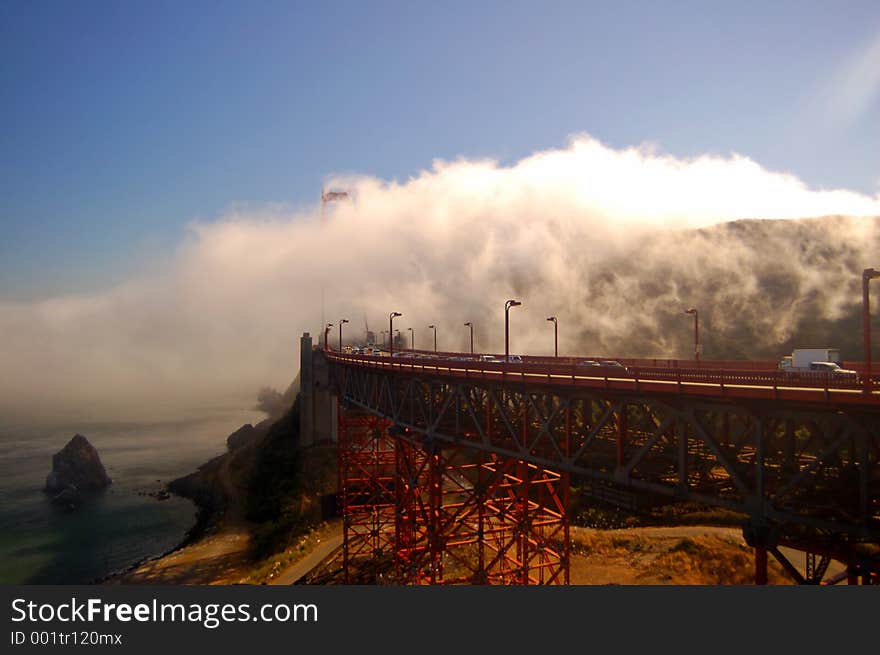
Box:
(809, 361), (858, 379)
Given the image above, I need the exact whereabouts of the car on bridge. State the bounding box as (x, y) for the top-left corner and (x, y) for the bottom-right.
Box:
(808, 361), (858, 379)
(577, 359), (629, 373)
(599, 360), (629, 372)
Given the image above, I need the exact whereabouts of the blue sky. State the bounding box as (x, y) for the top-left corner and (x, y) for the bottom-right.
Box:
(2, 0), (879, 299)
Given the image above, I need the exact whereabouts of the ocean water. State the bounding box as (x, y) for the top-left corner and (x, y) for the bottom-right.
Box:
(0, 408), (263, 584)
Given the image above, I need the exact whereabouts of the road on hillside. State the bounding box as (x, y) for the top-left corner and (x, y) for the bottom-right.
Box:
(271, 528), (344, 585)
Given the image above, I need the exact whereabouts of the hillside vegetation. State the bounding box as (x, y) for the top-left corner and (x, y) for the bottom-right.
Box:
(245, 398), (337, 560)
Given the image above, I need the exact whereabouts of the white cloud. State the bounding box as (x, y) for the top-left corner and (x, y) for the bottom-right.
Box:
(1, 135), (878, 420)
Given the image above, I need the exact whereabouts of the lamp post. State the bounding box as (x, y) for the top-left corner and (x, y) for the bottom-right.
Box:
(685, 308), (700, 361)
(464, 322), (474, 354)
(389, 312), (402, 355)
(864, 268), (880, 392)
(547, 316), (558, 357)
(324, 323), (333, 350)
(428, 324), (437, 352)
(505, 299), (522, 361)
(407, 327), (414, 350)
(338, 318), (349, 351)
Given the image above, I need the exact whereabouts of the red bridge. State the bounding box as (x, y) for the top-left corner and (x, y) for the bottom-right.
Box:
(326, 348), (880, 585)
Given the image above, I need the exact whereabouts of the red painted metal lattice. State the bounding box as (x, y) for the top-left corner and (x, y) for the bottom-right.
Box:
(331, 351), (880, 585)
(339, 403), (570, 584)
(337, 409), (396, 583)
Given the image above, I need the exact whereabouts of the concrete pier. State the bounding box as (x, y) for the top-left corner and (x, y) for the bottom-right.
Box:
(299, 332), (337, 446)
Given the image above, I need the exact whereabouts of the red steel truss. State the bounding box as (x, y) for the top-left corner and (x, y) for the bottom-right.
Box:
(393, 436), (569, 585)
(337, 409), (396, 583)
(331, 351), (880, 585)
(339, 404), (569, 584)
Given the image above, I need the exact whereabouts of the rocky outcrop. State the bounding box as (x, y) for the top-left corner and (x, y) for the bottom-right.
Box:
(165, 418), (273, 545)
(45, 434), (112, 493)
(166, 454), (227, 545)
(226, 423), (268, 451)
(44, 434), (111, 509)
(50, 484), (83, 511)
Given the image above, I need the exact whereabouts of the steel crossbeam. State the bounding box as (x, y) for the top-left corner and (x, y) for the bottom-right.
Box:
(337, 410), (397, 583)
(338, 404), (569, 585)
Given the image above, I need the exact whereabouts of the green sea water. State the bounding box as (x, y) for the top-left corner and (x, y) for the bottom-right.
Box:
(0, 408), (262, 584)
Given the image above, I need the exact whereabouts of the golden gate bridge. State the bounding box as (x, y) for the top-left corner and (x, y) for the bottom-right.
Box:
(325, 344), (879, 585)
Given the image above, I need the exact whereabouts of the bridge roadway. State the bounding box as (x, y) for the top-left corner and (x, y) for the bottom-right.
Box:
(329, 347), (880, 583)
(330, 349), (879, 408)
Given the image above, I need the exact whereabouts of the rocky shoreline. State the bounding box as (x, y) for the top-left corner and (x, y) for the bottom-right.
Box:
(134, 424), (263, 552)
(165, 454), (228, 547)
(95, 454), (228, 584)
(102, 419), (271, 584)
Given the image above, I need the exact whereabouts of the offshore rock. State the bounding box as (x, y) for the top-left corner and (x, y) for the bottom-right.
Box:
(45, 434), (112, 496)
(50, 484), (82, 511)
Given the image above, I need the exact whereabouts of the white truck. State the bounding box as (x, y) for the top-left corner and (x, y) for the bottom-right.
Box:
(779, 348), (841, 371)
(778, 348), (857, 378)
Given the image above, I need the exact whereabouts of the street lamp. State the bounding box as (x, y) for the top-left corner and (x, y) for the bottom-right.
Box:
(428, 324), (437, 352)
(324, 323), (334, 350)
(407, 327), (414, 350)
(685, 308), (700, 361)
(505, 299), (522, 361)
(547, 316), (558, 357)
(464, 322), (474, 354)
(338, 318), (349, 351)
(389, 312), (402, 355)
(864, 268), (880, 392)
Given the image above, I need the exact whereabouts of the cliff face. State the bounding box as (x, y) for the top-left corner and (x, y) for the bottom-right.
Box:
(226, 422), (269, 451)
(45, 434), (111, 494)
(163, 418), (271, 546)
(165, 454), (227, 544)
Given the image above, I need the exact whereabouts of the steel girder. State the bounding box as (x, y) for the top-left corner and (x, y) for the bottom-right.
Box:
(393, 434), (568, 585)
(337, 410), (397, 583)
(332, 363), (880, 563)
(339, 404), (568, 585)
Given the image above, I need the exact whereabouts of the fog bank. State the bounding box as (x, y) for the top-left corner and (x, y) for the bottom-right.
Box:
(2, 135), (878, 419)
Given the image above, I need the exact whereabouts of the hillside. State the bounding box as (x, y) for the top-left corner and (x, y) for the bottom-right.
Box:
(110, 398), (338, 584)
(550, 215), (880, 362)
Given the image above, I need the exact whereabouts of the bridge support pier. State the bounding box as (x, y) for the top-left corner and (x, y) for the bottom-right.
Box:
(393, 433), (569, 584)
(301, 333), (338, 445)
(338, 402), (570, 584)
(754, 547), (768, 586)
(337, 408), (396, 583)
(743, 520), (776, 586)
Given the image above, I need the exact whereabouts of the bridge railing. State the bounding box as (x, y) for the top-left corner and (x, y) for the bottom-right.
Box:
(326, 349), (879, 404)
